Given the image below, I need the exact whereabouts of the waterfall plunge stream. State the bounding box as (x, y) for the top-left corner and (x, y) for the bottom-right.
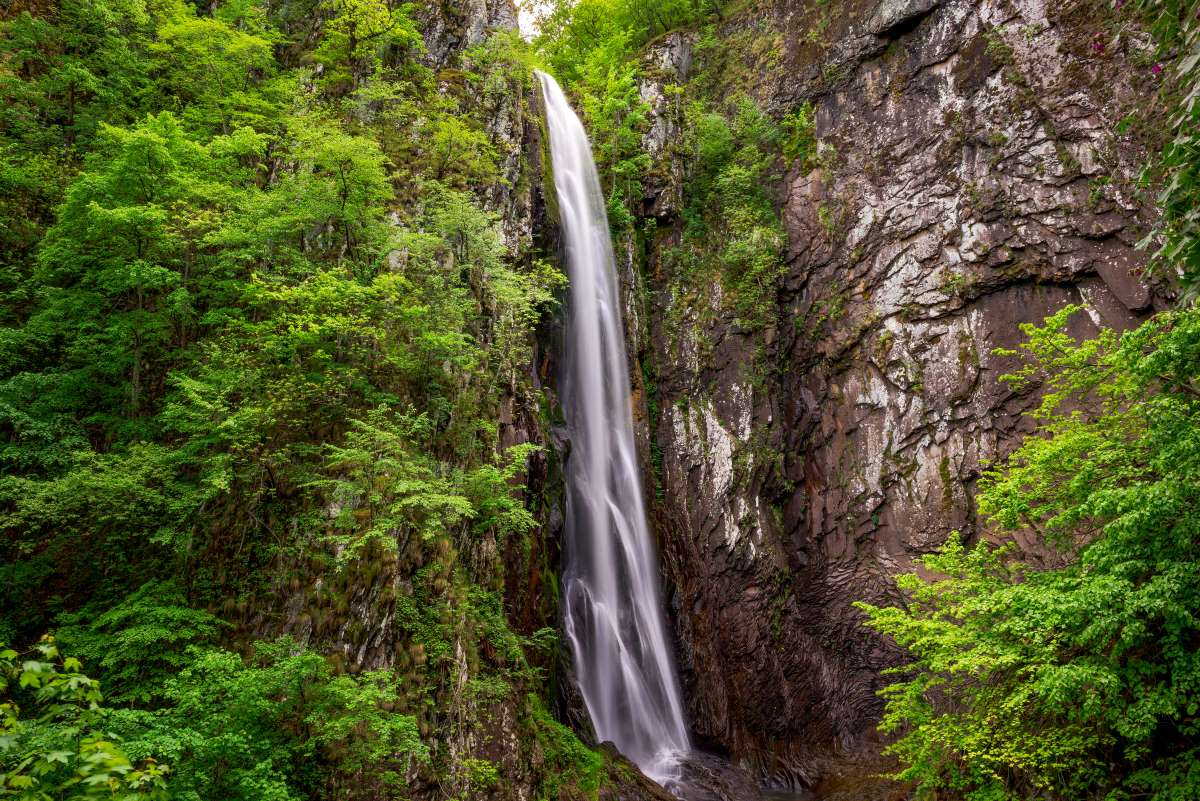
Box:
(538, 71), (691, 784)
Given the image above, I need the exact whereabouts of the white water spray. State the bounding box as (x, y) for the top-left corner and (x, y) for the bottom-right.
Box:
(537, 70), (691, 783)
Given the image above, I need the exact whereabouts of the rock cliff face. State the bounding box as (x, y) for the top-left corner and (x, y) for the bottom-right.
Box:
(631, 0), (1166, 788)
(247, 0), (1170, 795)
(414, 0), (519, 67)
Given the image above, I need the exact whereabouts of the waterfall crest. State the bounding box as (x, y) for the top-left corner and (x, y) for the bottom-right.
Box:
(537, 70), (691, 783)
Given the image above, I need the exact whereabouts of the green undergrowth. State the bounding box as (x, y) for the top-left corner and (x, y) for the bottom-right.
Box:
(0, 0), (608, 798)
(524, 694), (606, 800)
(664, 97), (792, 333)
(1134, 0), (1200, 295)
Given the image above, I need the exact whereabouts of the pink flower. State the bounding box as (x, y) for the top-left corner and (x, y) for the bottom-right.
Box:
(1151, 63), (1163, 75)
(1092, 34), (1105, 54)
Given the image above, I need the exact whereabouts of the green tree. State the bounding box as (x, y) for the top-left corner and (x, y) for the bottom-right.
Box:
(148, 3), (278, 135)
(56, 582), (222, 705)
(312, 0), (423, 94)
(0, 637), (169, 799)
(106, 639), (427, 801)
(2, 112), (249, 452)
(857, 306), (1200, 801)
(0, 0), (149, 152)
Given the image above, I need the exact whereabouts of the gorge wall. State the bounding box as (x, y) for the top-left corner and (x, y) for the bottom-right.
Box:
(625, 0), (1167, 788)
(255, 0), (1169, 796)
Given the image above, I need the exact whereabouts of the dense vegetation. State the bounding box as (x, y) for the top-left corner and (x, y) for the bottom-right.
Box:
(857, 4), (1200, 800)
(0, 0), (592, 798)
(4, 0), (1199, 799)
(536, 0), (797, 336)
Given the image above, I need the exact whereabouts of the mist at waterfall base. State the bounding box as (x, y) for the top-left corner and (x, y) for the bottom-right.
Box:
(537, 70), (692, 785)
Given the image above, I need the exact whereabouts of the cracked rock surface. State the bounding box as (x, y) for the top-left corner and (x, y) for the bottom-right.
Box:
(633, 0), (1168, 788)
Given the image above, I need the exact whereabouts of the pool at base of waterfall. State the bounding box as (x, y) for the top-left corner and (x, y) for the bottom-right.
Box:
(634, 748), (907, 801)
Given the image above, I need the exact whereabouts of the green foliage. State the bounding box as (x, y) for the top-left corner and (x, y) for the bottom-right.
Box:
(0, 0), (555, 619)
(317, 407), (539, 562)
(3, 630), (431, 801)
(56, 582), (222, 705)
(106, 638), (427, 801)
(0, 443), (204, 637)
(8, 111), (243, 443)
(320, 408), (474, 560)
(858, 306), (1200, 801)
(463, 757), (501, 791)
(669, 98), (786, 331)
(312, 0), (423, 95)
(1148, 9), (1200, 293)
(148, 2), (277, 135)
(0, 0), (150, 151)
(780, 102), (817, 169)
(579, 64), (653, 226)
(3, 630), (429, 801)
(524, 694), (604, 800)
(537, 0), (719, 85)
(0, 0), (593, 797)
(0, 637), (169, 800)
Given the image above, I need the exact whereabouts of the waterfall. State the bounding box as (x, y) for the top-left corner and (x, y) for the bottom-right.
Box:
(537, 70), (691, 783)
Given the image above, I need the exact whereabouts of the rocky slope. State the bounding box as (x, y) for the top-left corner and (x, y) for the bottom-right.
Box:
(628, 0), (1167, 788)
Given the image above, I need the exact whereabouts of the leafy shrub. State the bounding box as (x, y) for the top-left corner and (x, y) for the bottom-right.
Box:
(0, 637), (169, 800)
(1150, 13), (1200, 293)
(781, 102), (816, 169)
(858, 307), (1200, 801)
(106, 637), (427, 801)
(670, 98), (786, 331)
(56, 581), (222, 704)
